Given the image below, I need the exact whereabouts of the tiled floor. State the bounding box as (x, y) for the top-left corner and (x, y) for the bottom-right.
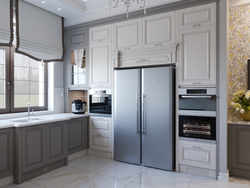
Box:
(4, 155), (250, 188)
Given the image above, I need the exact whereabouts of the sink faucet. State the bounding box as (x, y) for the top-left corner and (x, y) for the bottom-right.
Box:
(27, 103), (34, 119)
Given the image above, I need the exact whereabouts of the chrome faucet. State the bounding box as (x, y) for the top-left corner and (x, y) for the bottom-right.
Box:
(27, 103), (34, 119)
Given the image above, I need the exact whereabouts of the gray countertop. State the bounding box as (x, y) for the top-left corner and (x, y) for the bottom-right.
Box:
(228, 116), (250, 126)
(0, 113), (89, 129)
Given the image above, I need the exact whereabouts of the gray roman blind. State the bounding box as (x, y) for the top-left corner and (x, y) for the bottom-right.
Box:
(0, 0), (13, 46)
(16, 0), (63, 62)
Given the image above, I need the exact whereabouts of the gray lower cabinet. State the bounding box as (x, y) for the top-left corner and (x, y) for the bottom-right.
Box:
(0, 128), (14, 179)
(229, 124), (250, 179)
(68, 117), (88, 154)
(15, 121), (68, 184)
(47, 122), (68, 164)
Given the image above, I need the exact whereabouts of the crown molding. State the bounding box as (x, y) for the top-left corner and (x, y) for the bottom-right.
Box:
(64, 0), (220, 33)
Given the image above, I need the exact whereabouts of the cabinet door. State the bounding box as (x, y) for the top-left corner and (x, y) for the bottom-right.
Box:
(143, 11), (176, 48)
(89, 116), (112, 135)
(68, 29), (88, 48)
(113, 18), (142, 51)
(179, 141), (216, 170)
(0, 128), (13, 178)
(68, 118), (88, 154)
(21, 125), (46, 173)
(47, 122), (67, 164)
(229, 125), (250, 179)
(179, 25), (216, 86)
(90, 43), (111, 87)
(89, 133), (112, 152)
(90, 25), (111, 44)
(179, 3), (216, 30)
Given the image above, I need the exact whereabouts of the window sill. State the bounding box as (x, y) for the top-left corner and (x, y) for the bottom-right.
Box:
(0, 110), (55, 120)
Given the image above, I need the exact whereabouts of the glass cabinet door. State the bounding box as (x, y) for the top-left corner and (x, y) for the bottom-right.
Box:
(70, 48), (87, 87)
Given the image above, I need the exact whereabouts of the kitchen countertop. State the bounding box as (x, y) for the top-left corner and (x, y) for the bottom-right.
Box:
(0, 113), (89, 129)
(228, 116), (250, 126)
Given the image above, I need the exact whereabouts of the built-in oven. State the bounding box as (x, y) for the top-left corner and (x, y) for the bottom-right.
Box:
(89, 89), (112, 115)
(178, 88), (216, 143)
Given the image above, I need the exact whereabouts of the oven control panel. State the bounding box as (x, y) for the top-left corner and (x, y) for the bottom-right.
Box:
(187, 89), (207, 94)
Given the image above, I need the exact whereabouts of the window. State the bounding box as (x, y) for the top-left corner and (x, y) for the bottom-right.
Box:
(0, 46), (47, 113)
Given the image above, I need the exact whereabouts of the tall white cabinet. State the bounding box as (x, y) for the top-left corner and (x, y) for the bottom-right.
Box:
(89, 25), (112, 88)
(178, 3), (216, 87)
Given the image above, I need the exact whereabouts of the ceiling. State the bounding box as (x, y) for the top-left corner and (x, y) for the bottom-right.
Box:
(24, 0), (182, 27)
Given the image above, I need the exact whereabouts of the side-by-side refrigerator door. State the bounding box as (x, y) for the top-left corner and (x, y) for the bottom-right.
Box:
(114, 69), (141, 165)
(141, 66), (174, 171)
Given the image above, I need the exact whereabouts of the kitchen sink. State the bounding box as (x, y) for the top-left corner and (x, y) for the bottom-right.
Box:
(11, 117), (46, 123)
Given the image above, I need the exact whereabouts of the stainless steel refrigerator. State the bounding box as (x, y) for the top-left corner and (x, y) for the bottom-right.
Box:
(114, 66), (175, 171)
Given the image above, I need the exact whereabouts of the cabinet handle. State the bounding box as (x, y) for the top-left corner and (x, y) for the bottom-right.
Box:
(155, 44), (162, 46)
(7, 82), (10, 90)
(193, 24), (201, 27)
(193, 146), (201, 149)
(97, 134), (103, 137)
(97, 85), (103, 87)
(98, 40), (103, 42)
(97, 118), (103, 120)
(136, 59), (151, 63)
(124, 48), (131, 50)
(193, 82), (202, 84)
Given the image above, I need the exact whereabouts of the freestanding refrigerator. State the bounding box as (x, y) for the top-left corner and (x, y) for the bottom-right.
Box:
(114, 66), (175, 171)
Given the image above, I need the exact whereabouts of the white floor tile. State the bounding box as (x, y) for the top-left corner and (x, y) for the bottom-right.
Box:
(29, 166), (90, 188)
(3, 181), (44, 188)
(131, 168), (194, 188)
(188, 175), (250, 188)
(65, 172), (131, 188)
(95, 161), (148, 182)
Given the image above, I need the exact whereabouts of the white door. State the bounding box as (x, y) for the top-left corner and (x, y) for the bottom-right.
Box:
(89, 43), (111, 87)
(113, 18), (142, 51)
(179, 3), (216, 30)
(143, 11), (176, 48)
(179, 141), (216, 170)
(179, 25), (216, 86)
(90, 25), (111, 44)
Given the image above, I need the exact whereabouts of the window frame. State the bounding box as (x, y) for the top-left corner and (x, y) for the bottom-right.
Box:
(10, 47), (48, 113)
(0, 46), (11, 113)
(0, 46), (48, 114)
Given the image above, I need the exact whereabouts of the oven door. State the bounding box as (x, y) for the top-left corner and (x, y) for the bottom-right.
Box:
(179, 95), (216, 117)
(179, 116), (216, 141)
(89, 94), (112, 114)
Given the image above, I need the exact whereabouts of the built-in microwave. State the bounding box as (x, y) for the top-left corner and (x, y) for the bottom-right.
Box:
(89, 89), (112, 115)
(178, 88), (216, 143)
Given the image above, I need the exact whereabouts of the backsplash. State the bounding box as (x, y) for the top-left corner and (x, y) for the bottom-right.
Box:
(229, 4), (250, 100)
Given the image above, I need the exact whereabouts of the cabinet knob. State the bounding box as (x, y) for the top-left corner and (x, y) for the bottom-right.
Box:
(193, 24), (201, 27)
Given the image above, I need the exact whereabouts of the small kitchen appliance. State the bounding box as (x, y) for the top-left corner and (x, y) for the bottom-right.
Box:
(72, 100), (86, 114)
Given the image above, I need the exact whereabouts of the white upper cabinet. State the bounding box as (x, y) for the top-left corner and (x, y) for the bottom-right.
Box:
(113, 18), (142, 51)
(89, 25), (112, 88)
(90, 25), (111, 44)
(179, 3), (216, 30)
(143, 11), (176, 48)
(178, 3), (216, 87)
(89, 43), (111, 88)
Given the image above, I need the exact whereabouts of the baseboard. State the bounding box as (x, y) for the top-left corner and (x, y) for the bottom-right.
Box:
(180, 165), (217, 179)
(88, 149), (112, 159)
(68, 149), (88, 161)
(218, 171), (229, 182)
(0, 175), (14, 187)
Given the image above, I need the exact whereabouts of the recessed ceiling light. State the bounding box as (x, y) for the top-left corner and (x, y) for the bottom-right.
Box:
(83, 0), (88, 1)
(58, 8), (61, 10)
(42, 1), (45, 3)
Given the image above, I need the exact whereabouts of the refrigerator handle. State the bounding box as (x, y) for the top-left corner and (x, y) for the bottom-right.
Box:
(142, 94), (146, 135)
(137, 94), (140, 133)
